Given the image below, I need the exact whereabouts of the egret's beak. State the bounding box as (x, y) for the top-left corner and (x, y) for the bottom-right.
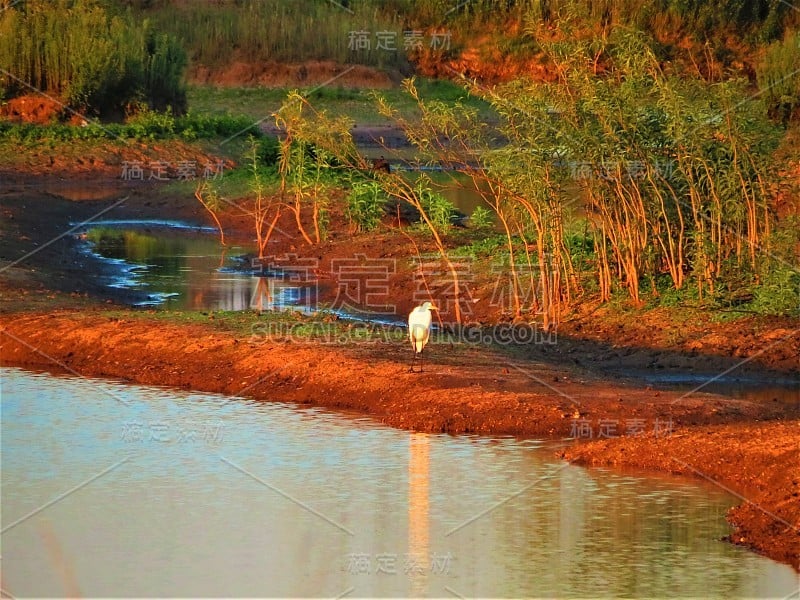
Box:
(430, 304), (439, 311)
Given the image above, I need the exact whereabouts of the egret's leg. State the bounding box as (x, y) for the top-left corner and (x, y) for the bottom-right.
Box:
(409, 349), (417, 373)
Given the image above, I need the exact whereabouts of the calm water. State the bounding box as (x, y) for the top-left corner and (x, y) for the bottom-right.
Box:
(81, 222), (316, 312)
(2, 367), (796, 598)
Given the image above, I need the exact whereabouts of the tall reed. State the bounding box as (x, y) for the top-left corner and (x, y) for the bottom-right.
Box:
(0, 0), (186, 114)
(146, 0), (411, 69)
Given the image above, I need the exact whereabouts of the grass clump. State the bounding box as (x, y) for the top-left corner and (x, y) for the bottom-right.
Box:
(346, 180), (386, 232)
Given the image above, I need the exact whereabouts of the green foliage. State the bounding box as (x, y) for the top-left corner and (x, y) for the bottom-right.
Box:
(307, 87), (362, 102)
(201, 162), (280, 201)
(412, 79), (476, 103)
(468, 205), (494, 230)
(749, 220), (800, 316)
(750, 263), (800, 316)
(757, 30), (800, 124)
(564, 228), (595, 267)
(143, 28), (187, 112)
(504, 31), (778, 304)
(0, 112), (256, 143)
(458, 30), (790, 317)
(253, 135), (280, 167)
(654, 275), (702, 305)
(415, 180), (456, 233)
(346, 180), (385, 232)
(0, 0), (186, 115)
(175, 112), (256, 140)
(125, 106), (175, 136)
(187, 81), (495, 130)
(453, 234), (510, 259)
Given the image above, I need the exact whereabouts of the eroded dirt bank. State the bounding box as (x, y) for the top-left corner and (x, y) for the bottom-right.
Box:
(562, 423), (800, 570)
(1, 311), (798, 570)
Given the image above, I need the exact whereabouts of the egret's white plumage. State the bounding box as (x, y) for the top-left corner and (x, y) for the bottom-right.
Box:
(408, 301), (437, 372)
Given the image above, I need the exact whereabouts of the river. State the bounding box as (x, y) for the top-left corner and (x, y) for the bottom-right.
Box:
(2, 367), (796, 597)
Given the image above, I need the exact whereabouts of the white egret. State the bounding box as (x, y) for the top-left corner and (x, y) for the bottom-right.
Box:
(408, 301), (438, 372)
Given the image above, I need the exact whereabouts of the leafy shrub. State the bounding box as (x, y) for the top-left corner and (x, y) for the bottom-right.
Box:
(0, 113), (259, 143)
(346, 180), (385, 232)
(126, 106), (176, 137)
(415, 183), (456, 232)
(469, 205), (494, 230)
(143, 28), (187, 113)
(454, 234), (509, 259)
(757, 29), (800, 124)
(750, 263), (800, 315)
(175, 112), (256, 139)
(255, 135), (280, 167)
(749, 220), (800, 316)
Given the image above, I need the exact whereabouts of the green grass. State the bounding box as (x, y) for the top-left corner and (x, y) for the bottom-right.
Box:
(187, 86), (388, 125)
(187, 79), (495, 126)
(101, 307), (408, 345)
(186, 87), (297, 120)
(452, 234), (511, 259)
(0, 112), (259, 143)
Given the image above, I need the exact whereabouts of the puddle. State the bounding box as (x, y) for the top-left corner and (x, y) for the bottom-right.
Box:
(75, 220), (318, 311)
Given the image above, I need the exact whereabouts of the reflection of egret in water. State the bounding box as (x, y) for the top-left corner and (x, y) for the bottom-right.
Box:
(251, 277), (272, 312)
(38, 518), (81, 598)
(408, 433), (430, 597)
(249, 278), (309, 312)
(217, 246), (227, 269)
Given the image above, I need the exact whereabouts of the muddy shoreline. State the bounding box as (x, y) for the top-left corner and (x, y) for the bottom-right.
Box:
(3, 171), (798, 375)
(1, 311), (798, 570)
(1, 165), (799, 571)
